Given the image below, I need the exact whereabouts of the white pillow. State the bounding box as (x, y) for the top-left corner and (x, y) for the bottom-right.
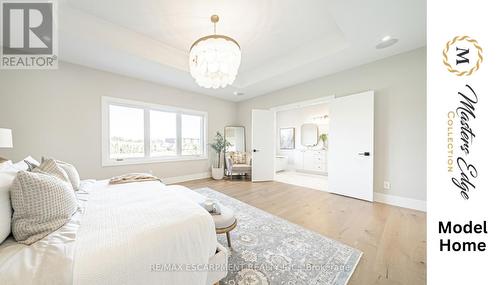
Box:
(0, 164), (19, 244)
(0, 160), (13, 170)
(12, 156), (40, 171)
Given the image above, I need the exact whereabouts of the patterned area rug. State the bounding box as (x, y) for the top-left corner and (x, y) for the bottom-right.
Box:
(196, 188), (362, 285)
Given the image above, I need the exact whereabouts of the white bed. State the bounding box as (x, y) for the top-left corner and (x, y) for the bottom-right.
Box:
(0, 180), (228, 285)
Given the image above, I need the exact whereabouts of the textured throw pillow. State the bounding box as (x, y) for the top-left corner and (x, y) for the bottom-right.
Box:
(40, 157), (81, 191)
(10, 171), (77, 245)
(56, 161), (81, 191)
(33, 158), (71, 185)
(232, 152), (246, 164)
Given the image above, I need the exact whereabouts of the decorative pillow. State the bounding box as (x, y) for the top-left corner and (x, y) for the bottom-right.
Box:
(10, 171), (77, 245)
(56, 161), (81, 191)
(40, 157), (81, 191)
(0, 160), (13, 170)
(24, 160), (38, 171)
(33, 158), (71, 185)
(12, 156), (40, 171)
(0, 164), (18, 244)
(231, 152), (246, 164)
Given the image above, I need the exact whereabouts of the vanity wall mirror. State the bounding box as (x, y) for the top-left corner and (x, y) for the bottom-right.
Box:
(301, 123), (318, 147)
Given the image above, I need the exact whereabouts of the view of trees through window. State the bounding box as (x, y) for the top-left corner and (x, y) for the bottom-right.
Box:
(108, 103), (204, 160)
(109, 105), (144, 159)
(150, 110), (176, 156)
(182, 114), (202, 155)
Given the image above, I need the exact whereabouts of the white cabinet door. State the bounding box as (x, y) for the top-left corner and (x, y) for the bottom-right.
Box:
(251, 109), (275, 181)
(303, 151), (315, 170)
(294, 150), (304, 170)
(328, 91), (374, 201)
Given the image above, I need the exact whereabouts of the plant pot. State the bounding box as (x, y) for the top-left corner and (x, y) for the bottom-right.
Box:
(211, 167), (224, 180)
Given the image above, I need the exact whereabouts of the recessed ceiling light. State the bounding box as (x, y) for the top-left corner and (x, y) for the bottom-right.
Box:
(381, 35), (392, 42)
(233, 91), (245, 96)
(376, 38), (398, 49)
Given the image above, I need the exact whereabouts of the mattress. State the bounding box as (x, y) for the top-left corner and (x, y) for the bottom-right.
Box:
(0, 180), (218, 285)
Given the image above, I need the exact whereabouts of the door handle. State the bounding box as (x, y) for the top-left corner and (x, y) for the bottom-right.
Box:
(358, 152), (370, 156)
(253, 149), (260, 153)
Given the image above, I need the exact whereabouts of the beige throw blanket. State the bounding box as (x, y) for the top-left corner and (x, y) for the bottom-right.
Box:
(108, 173), (160, 185)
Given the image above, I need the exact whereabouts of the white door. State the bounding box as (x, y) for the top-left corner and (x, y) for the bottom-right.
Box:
(251, 109), (275, 182)
(329, 91), (374, 201)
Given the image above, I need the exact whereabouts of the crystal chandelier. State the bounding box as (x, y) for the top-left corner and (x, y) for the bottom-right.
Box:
(189, 15), (241, 89)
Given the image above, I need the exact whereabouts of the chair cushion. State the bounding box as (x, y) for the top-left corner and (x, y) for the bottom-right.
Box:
(232, 164), (251, 171)
(212, 206), (236, 229)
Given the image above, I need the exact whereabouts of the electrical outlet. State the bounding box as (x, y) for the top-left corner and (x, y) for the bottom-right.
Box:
(383, 181), (391, 190)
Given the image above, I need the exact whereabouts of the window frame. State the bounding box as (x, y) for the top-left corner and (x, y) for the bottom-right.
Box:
(101, 96), (208, 166)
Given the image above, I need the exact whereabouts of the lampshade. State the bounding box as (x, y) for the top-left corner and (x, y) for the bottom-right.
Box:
(0, 128), (13, 148)
(189, 15), (241, 89)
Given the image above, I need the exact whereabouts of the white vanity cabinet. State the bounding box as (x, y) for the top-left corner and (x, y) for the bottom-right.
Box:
(275, 156), (288, 172)
(294, 149), (327, 174)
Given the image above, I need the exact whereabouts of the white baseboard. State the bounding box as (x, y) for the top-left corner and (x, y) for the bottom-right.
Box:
(162, 172), (211, 184)
(374, 192), (426, 212)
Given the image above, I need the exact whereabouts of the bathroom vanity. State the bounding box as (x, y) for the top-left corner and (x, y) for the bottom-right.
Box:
(294, 149), (327, 174)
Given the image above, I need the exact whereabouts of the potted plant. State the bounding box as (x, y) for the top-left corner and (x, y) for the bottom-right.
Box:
(319, 133), (328, 149)
(209, 131), (231, 180)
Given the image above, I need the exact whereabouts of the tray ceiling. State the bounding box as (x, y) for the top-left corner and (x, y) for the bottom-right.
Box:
(59, 0), (426, 101)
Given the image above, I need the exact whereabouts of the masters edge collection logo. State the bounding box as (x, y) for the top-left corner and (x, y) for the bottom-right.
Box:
(0, 0), (58, 69)
(442, 35), (482, 76)
(444, 35), (482, 201)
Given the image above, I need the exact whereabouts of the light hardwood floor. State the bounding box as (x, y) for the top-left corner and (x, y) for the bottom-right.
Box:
(180, 178), (426, 285)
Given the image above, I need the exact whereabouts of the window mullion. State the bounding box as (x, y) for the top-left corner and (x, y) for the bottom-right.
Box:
(105, 102), (111, 162)
(176, 113), (182, 156)
(200, 115), (205, 156)
(144, 108), (150, 158)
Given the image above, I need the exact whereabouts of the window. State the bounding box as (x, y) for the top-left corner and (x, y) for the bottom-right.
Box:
(150, 110), (177, 157)
(182, 114), (203, 155)
(109, 105), (144, 159)
(102, 97), (207, 166)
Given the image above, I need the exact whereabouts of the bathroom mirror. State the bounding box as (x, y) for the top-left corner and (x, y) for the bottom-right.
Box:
(301, 124), (318, 147)
(224, 126), (246, 152)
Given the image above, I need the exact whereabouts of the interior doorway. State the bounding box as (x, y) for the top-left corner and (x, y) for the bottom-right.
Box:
(251, 91), (375, 202)
(273, 100), (331, 191)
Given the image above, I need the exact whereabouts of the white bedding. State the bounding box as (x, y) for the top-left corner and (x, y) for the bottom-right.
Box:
(0, 180), (218, 285)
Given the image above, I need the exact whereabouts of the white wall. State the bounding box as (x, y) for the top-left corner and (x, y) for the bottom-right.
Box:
(0, 48), (426, 203)
(276, 103), (329, 166)
(237, 48), (426, 201)
(0, 62), (237, 180)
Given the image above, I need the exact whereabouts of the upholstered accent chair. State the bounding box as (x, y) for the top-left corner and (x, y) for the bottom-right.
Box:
(225, 151), (252, 179)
